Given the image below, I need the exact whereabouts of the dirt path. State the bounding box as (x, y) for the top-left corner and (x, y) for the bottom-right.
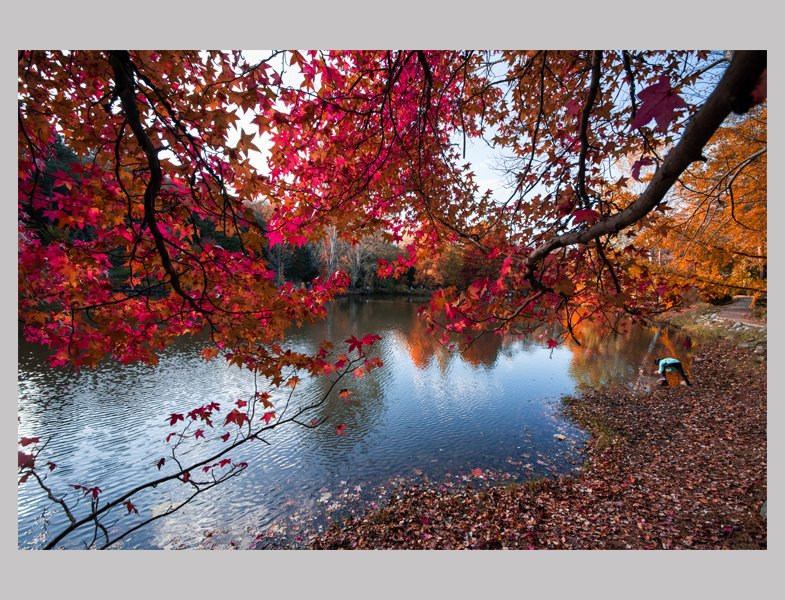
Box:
(714, 296), (766, 328)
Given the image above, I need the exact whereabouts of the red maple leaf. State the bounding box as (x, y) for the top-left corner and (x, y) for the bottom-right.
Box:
(261, 411), (276, 424)
(83, 486), (102, 499)
(631, 76), (688, 133)
(18, 451), (35, 470)
(572, 209), (600, 226)
(157, 458), (166, 470)
(219, 459), (232, 468)
(353, 366), (366, 380)
(346, 335), (363, 354)
(194, 429), (205, 440)
(221, 432), (231, 442)
(123, 499), (138, 515)
(19, 437), (40, 447)
(47, 462), (56, 471)
(236, 399), (247, 408)
(183, 471), (191, 482)
(168, 413), (184, 426)
(224, 409), (249, 428)
(339, 389), (353, 402)
(335, 423), (347, 437)
(361, 334), (382, 346)
(547, 338), (559, 348)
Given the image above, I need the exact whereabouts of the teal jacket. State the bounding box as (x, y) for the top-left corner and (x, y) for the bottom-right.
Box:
(658, 358), (681, 374)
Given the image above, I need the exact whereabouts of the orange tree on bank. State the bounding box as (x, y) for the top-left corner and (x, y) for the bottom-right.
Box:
(633, 105), (767, 301)
(17, 50), (766, 548)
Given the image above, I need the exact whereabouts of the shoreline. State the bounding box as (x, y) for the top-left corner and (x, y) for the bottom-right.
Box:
(306, 338), (766, 549)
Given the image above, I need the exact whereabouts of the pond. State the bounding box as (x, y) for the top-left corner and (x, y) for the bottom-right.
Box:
(18, 297), (697, 549)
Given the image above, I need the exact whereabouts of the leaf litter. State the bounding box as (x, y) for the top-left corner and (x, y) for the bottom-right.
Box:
(195, 341), (765, 550)
(303, 341), (766, 549)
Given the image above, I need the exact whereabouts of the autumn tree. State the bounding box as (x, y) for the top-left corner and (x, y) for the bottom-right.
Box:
(17, 50), (385, 549)
(634, 105), (767, 300)
(338, 230), (386, 289)
(18, 50), (766, 548)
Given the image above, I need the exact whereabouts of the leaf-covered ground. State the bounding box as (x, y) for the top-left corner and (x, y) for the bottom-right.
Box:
(308, 341), (766, 549)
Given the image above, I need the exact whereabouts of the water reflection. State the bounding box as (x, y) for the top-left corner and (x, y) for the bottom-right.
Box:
(18, 298), (695, 549)
(564, 311), (697, 392)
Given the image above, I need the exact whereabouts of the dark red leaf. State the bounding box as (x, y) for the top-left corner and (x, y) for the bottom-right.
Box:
(631, 157), (654, 181)
(18, 451), (35, 470)
(631, 76), (688, 133)
(168, 413), (184, 426)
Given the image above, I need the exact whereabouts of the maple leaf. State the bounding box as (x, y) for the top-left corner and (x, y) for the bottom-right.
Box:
(194, 429), (205, 440)
(339, 389), (353, 402)
(201, 348), (220, 362)
(572, 209), (600, 226)
(553, 278), (575, 296)
(183, 471), (191, 483)
(547, 338), (559, 348)
(19, 437), (40, 447)
(224, 409), (249, 428)
(262, 411), (276, 424)
(631, 76), (688, 133)
(80, 486), (102, 499)
(335, 423), (347, 436)
(219, 459), (232, 468)
(361, 334), (382, 346)
(286, 376), (300, 389)
(157, 458), (165, 470)
(123, 499), (139, 515)
(18, 451), (35, 470)
(346, 335), (363, 354)
(353, 366), (367, 380)
(631, 157), (654, 181)
(266, 230), (286, 247)
(168, 413), (184, 427)
(236, 399), (247, 408)
(256, 392), (274, 408)
(471, 468), (483, 477)
(47, 462), (56, 471)
(221, 432), (230, 442)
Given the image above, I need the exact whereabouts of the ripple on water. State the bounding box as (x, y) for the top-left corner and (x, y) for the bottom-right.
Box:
(19, 299), (683, 548)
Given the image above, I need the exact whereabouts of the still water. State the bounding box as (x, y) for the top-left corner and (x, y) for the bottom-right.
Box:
(18, 297), (695, 549)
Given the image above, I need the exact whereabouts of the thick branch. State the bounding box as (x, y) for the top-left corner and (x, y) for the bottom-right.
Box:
(108, 51), (204, 316)
(523, 50), (766, 286)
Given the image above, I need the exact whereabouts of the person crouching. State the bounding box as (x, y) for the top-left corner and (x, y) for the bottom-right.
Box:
(655, 357), (692, 387)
